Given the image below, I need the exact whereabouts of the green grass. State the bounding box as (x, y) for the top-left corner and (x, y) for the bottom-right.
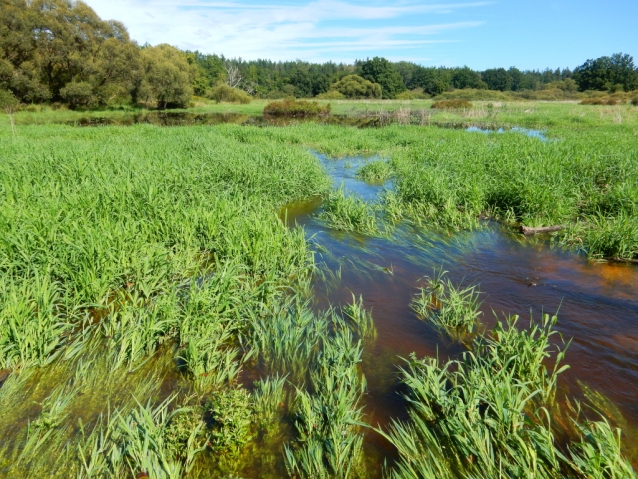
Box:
(0, 104), (636, 477)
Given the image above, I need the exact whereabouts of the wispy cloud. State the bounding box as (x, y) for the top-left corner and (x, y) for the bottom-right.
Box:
(85, 0), (489, 62)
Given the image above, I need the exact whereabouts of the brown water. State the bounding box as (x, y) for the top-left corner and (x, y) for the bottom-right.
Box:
(282, 152), (638, 468)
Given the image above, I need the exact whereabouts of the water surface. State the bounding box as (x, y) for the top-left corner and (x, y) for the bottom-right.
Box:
(282, 152), (638, 469)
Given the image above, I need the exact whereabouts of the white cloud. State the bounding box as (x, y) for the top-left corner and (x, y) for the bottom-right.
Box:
(84, 0), (488, 62)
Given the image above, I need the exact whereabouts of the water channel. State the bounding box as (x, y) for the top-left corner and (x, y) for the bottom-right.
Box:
(280, 152), (638, 469)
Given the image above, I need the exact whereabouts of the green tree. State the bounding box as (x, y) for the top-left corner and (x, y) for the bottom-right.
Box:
(573, 53), (638, 92)
(481, 68), (512, 91)
(451, 66), (484, 89)
(0, 0), (141, 105)
(357, 57), (406, 99)
(329, 74), (381, 99)
(138, 44), (195, 109)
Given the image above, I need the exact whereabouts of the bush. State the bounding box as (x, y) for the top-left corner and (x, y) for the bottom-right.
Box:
(60, 81), (96, 109)
(328, 74), (381, 99)
(631, 96), (638, 106)
(315, 90), (345, 100)
(263, 99), (331, 117)
(206, 84), (252, 104)
(434, 88), (510, 101)
(580, 97), (620, 105)
(431, 99), (473, 109)
(395, 91), (415, 100)
(410, 88), (430, 99)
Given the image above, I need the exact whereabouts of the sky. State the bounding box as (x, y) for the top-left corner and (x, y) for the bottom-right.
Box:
(84, 0), (638, 70)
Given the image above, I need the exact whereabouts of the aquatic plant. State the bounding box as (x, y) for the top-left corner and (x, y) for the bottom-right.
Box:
(206, 387), (253, 453)
(356, 160), (394, 183)
(381, 315), (570, 478)
(317, 187), (380, 235)
(411, 269), (482, 339)
(285, 325), (367, 479)
(341, 293), (377, 344)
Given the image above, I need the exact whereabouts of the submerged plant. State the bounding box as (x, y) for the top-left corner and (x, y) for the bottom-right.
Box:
(569, 417), (637, 479)
(206, 387), (253, 453)
(341, 293), (377, 344)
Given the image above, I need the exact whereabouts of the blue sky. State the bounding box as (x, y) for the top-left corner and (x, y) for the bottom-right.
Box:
(85, 0), (637, 70)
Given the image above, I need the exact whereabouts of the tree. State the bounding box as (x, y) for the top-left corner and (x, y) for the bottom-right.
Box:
(481, 68), (512, 91)
(357, 57), (406, 99)
(0, 0), (141, 105)
(329, 74), (381, 99)
(451, 67), (484, 89)
(573, 53), (638, 92)
(138, 44), (195, 109)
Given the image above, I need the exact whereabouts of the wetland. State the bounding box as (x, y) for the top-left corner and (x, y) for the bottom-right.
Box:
(0, 102), (637, 478)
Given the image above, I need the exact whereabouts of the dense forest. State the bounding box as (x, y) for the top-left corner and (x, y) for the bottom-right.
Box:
(1, 0), (637, 108)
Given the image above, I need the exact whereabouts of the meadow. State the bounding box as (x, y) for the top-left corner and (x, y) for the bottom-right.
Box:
(0, 100), (637, 478)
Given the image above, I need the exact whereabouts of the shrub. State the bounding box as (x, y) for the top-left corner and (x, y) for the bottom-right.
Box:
(206, 84), (252, 104)
(263, 99), (331, 117)
(434, 88), (509, 101)
(431, 99), (473, 109)
(580, 97), (619, 105)
(315, 90), (345, 100)
(328, 74), (381, 99)
(395, 90), (415, 100)
(59, 81), (95, 109)
(410, 87), (430, 99)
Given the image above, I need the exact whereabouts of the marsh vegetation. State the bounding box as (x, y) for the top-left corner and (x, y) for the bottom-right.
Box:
(0, 100), (637, 478)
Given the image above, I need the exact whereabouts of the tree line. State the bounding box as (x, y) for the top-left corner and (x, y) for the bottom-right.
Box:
(1, 0), (637, 108)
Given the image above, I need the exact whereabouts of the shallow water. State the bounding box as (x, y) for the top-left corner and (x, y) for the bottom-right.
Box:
(466, 125), (548, 140)
(282, 152), (638, 470)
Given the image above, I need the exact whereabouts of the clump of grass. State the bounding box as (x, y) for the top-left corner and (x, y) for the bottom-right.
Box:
(356, 160), (393, 183)
(285, 324), (366, 479)
(575, 212), (638, 260)
(431, 99), (473, 109)
(381, 314), (571, 478)
(317, 187), (379, 235)
(569, 416), (637, 478)
(252, 374), (288, 434)
(264, 99), (331, 117)
(341, 293), (377, 344)
(411, 269), (482, 339)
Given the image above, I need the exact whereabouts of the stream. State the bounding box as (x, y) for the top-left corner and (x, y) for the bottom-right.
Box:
(281, 152), (638, 467)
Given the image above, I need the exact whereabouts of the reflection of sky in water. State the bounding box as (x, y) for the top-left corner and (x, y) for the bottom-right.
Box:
(284, 152), (638, 448)
(466, 125), (548, 141)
